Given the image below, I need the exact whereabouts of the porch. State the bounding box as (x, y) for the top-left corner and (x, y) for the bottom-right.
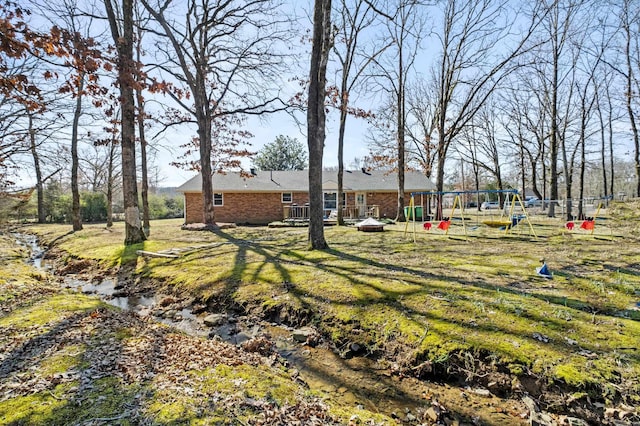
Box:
(283, 204), (380, 222)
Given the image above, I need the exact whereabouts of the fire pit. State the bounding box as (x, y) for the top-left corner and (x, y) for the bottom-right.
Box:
(355, 217), (385, 232)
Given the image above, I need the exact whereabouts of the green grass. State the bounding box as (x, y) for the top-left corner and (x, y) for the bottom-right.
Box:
(24, 208), (640, 407)
(0, 293), (103, 329)
(144, 363), (305, 424)
(0, 379), (142, 426)
(0, 230), (348, 425)
(0, 383), (75, 425)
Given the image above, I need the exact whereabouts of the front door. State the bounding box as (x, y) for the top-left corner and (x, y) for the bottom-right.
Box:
(356, 192), (366, 218)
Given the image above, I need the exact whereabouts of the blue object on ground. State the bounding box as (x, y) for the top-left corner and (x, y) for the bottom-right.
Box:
(536, 263), (552, 279)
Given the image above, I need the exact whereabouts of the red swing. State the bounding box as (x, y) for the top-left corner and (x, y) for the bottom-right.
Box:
(580, 219), (595, 230)
(437, 219), (451, 231)
(423, 219), (450, 231)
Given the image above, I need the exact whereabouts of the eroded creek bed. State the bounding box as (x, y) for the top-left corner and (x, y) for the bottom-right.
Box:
(14, 233), (573, 425)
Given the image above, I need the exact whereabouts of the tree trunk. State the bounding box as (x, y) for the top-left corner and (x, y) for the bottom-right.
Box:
(625, 28), (640, 197)
(529, 155), (542, 200)
(106, 133), (116, 228)
(337, 91), (347, 226)
(71, 74), (84, 232)
(396, 43), (406, 222)
(104, 0), (146, 245)
(435, 133), (446, 220)
(520, 139), (525, 199)
(549, 53), (559, 218)
(27, 112), (45, 223)
(561, 141), (573, 221)
(198, 117), (216, 226)
(608, 93), (614, 197)
(541, 131), (547, 207)
(136, 86), (150, 235)
(307, 0), (331, 250)
(565, 181), (572, 221)
(597, 92), (608, 198)
(578, 136), (585, 219)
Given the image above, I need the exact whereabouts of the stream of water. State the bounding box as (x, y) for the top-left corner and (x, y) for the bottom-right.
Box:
(13, 233), (528, 425)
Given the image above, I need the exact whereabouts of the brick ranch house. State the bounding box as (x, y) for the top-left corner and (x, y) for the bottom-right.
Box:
(177, 169), (436, 225)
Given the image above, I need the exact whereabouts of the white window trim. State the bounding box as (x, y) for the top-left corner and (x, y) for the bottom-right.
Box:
(213, 193), (224, 206)
(323, 192), (347, 209)
(282, 192), (293, 203)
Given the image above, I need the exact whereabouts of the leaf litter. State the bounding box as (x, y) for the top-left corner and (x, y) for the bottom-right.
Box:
(0, 288), (343, 424)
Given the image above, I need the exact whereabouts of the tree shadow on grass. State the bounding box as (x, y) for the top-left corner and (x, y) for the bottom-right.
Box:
(147, 227), (639, 418)
(202, 228), (293, 301)
(42, 229), (76, 248)
(118, 243), (142, 267)
(206, 229), (618, 354)
(0, 312), (88, 379)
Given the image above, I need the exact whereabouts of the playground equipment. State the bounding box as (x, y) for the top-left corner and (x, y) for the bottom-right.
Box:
(404, 189), (537, 241)
(564, 198), (612, 237)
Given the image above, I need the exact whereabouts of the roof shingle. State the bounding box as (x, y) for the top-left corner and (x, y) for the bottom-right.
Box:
(177, 170), (435, 193)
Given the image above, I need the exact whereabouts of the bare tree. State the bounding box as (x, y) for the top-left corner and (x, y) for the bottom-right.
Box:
(4, 56), (63, 222)
(332, 0), (388, 225)
(594, 66), (618, 198)
(501, 62), (554, 203)
(618, 0), (640, 196)
(431, 0), (543, 218)
(1, 51), (66, 222)
(533, 0), (587, 217)
(405, 80), (438, 178)
(104, 0), (147, 244)
(140, 0), (291, 226)
(134, 5), (151, 235)
(575, 12), (610, 219)
(555, 2), (604, 221)
(458, 102), (507, 203)
(456, 123), (483, 208)
(371, 0), (425, 221)
(25, 109), (64, 223)
(308, 0), (332, 249)
(31, 0), (107, 231)
(103, 120), (122, 228)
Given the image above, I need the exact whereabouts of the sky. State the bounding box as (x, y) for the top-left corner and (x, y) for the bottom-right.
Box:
(14, 0), (637, 191)
(156, 110), (374, 188)
(14, 0), (375, 189)
(147, 0), (376, 188)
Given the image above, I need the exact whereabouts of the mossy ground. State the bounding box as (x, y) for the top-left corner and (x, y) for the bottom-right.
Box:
(20, 203), (640, 420)
(0, 232), (344, 425)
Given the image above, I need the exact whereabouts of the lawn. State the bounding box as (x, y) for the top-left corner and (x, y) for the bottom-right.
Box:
(18, 202), (640, 422)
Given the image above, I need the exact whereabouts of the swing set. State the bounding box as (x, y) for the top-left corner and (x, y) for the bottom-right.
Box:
(404, 189), (537, 241)
(563, 199), (612, 237)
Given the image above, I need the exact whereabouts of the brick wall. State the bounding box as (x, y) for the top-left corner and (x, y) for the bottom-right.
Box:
(184, 193), (203, 224)
(184, 191), (309, 224)
(366, 192), (414, 218)
(184, 191), (415, 224)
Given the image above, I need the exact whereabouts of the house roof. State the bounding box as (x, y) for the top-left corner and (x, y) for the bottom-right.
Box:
(177, 169), (435, 193)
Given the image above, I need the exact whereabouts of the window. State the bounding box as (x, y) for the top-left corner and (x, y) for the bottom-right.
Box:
(282, 192), (292, 203)
(323, 192), (346, 209)
(323, 192), (336, 209)
(213, 193), (223, 206)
